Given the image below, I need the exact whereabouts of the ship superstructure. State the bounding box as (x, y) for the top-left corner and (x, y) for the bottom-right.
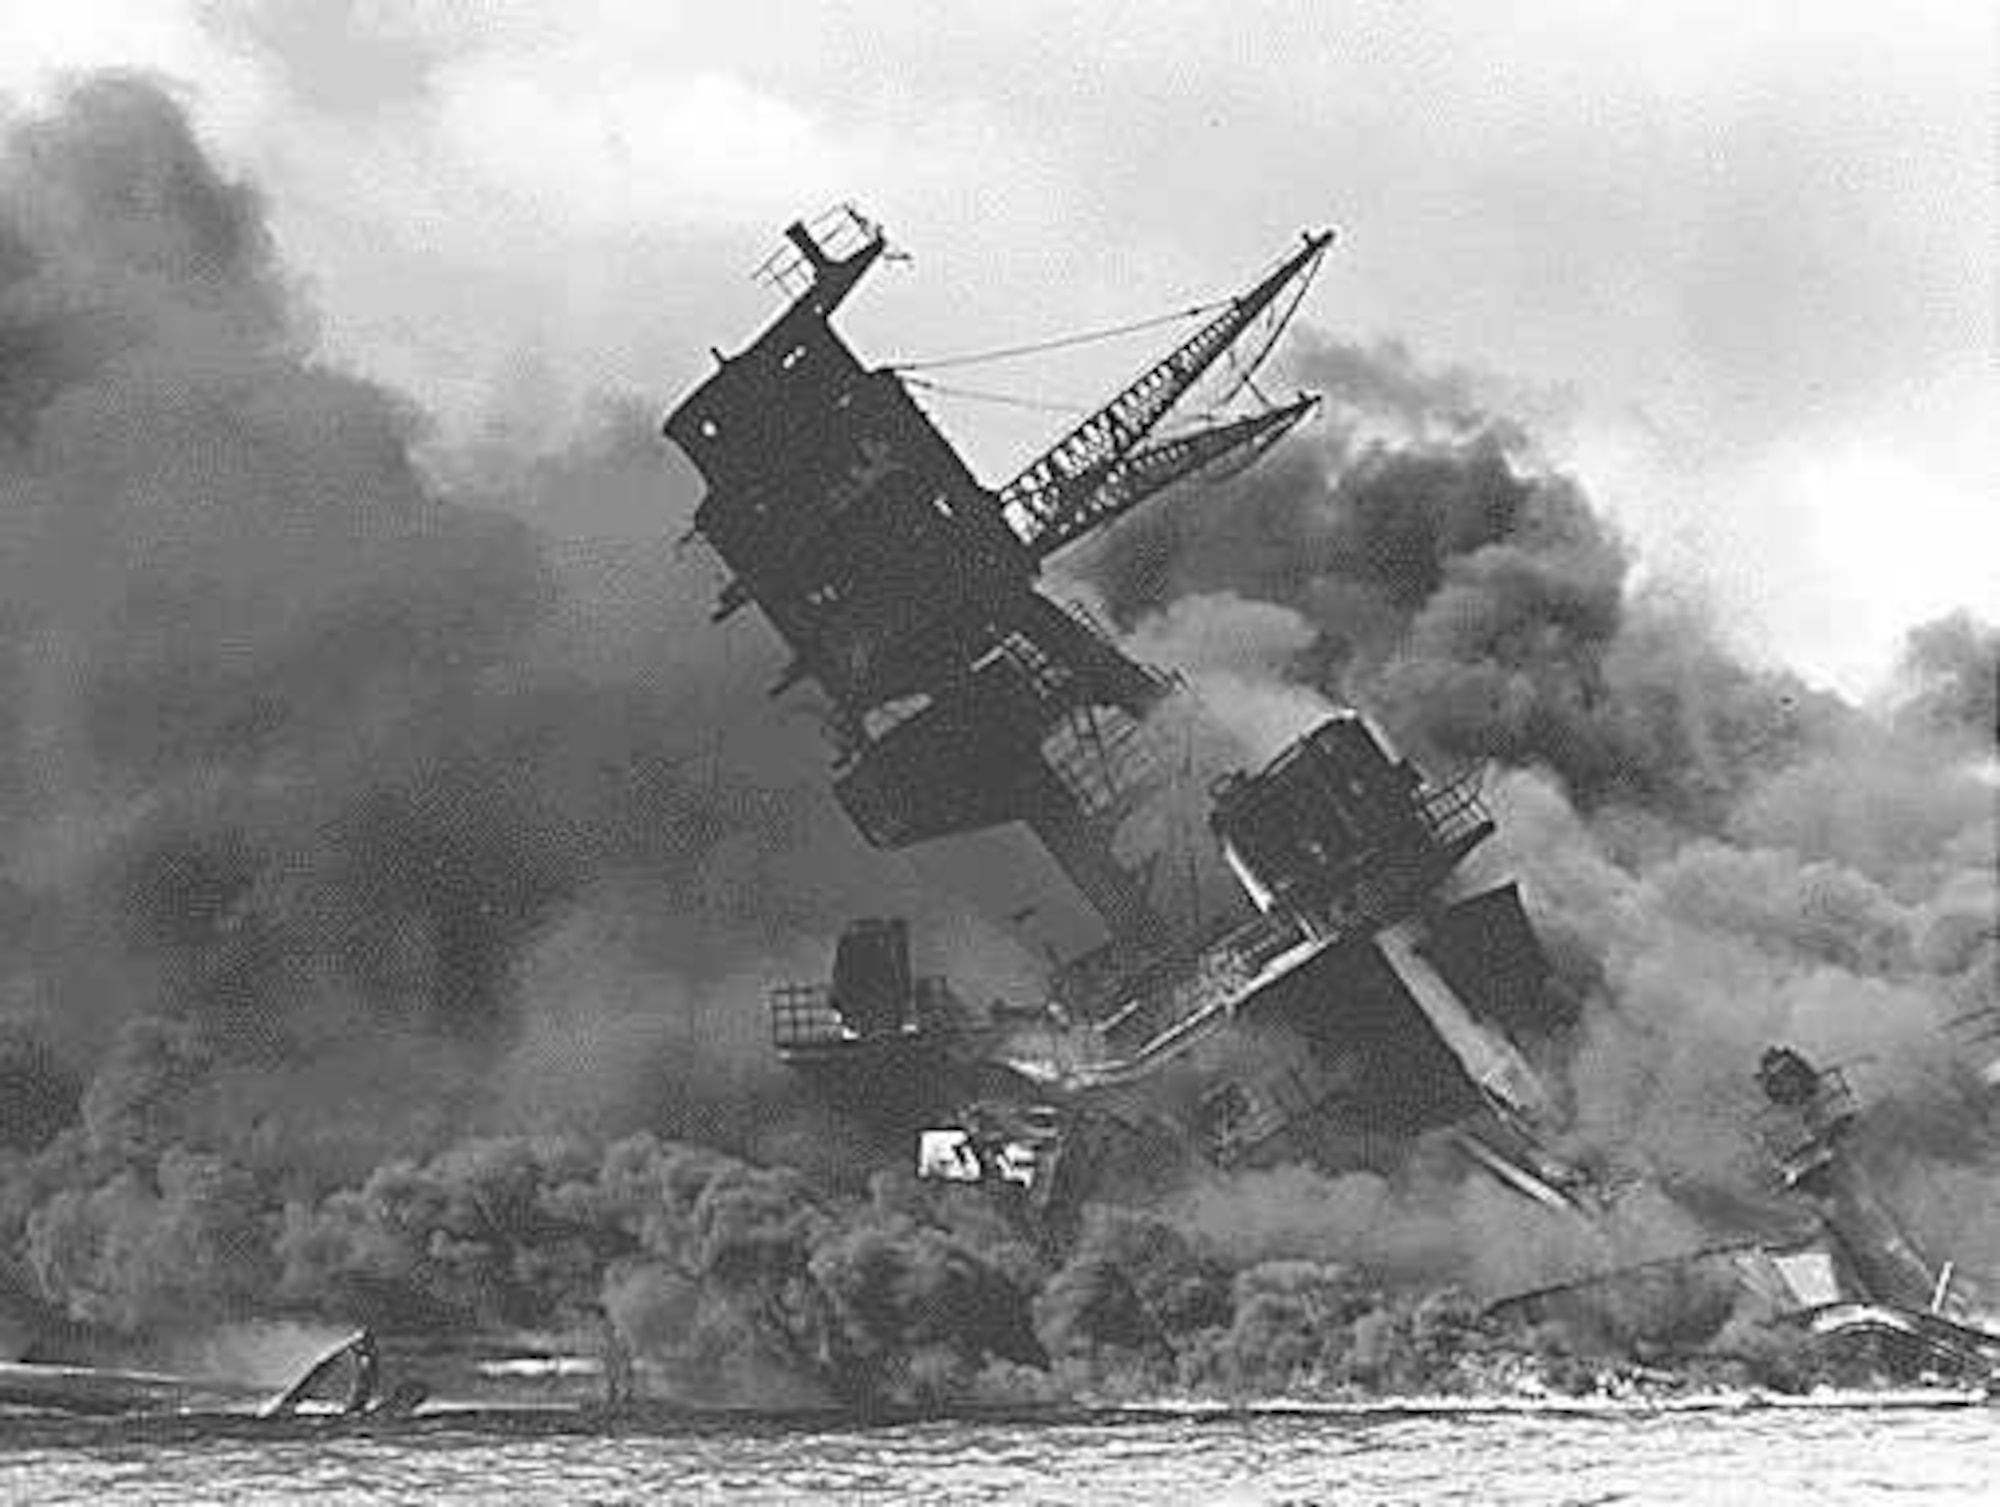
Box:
(666, 209), (1324, 948)
(664, 209), (1582, 1227)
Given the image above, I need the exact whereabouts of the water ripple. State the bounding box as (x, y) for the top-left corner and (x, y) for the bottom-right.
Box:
(0, 1401), (1994, 1505)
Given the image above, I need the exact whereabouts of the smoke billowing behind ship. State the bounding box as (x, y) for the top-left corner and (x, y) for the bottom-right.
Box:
(0, 76), (1991, 1405)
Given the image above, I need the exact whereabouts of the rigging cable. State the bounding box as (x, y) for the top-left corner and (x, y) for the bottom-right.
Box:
(903, 373), (1237, 430)
(898, 375), (1098, 416)
(888, 300), (1227, 373)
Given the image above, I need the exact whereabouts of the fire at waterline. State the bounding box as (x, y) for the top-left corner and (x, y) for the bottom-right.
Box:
(657, 208), (2000, 1385)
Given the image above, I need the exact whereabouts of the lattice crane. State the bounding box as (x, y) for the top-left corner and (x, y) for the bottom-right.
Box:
(994, 230), (1331, 558)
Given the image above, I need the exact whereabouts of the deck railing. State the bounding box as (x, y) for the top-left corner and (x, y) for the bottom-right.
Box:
(1413, 763), (1494, 852)
(770, 983), (848, 1050)
(769, 977), (956, 1053)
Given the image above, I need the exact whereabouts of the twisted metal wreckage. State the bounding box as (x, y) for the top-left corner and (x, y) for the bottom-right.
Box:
(662, 208), (2000, 1383)
(4, 211), (1990, 1417)
(0, 1329), (423, 1418)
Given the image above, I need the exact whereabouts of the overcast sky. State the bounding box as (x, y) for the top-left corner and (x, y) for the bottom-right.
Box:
(3, 0), (1992, 697)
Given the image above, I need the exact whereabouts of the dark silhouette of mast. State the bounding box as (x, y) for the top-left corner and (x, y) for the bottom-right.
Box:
(664, 210), (1329, 977)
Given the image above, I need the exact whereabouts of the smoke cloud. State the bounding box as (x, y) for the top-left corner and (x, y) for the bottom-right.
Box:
(1081, 348), (1853, 831)
(1077, 329), (1995, 1319)
(0, 73), (1012, 1360)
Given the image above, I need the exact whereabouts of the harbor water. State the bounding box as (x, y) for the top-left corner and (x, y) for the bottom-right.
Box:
(2, 1395), (1993, 1505)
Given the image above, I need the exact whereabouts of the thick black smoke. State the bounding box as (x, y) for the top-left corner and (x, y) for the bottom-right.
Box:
(1074, 329), (1996, 1333)
(1078, 334), (1852, 830)
(0, 74), (1016, 1363)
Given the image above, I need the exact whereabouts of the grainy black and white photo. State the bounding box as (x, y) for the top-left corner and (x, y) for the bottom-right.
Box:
(0, 3), (1993, 1502)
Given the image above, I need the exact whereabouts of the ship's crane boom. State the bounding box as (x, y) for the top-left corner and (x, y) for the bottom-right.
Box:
(997, 229), (1333, 552)
(1024, 393), (1319, 561)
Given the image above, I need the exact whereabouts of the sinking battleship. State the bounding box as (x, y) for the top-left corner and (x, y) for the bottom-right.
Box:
(662, 212), (2000, 1386)
(662, 208), (1582, 1234)
(2, 213), (1984, 1421)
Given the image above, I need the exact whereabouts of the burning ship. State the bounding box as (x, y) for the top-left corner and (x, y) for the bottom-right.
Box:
(660, 208), (2000, 1383)
(661, 208), (1585, 1234)
(1, 204), (1986, 1423)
